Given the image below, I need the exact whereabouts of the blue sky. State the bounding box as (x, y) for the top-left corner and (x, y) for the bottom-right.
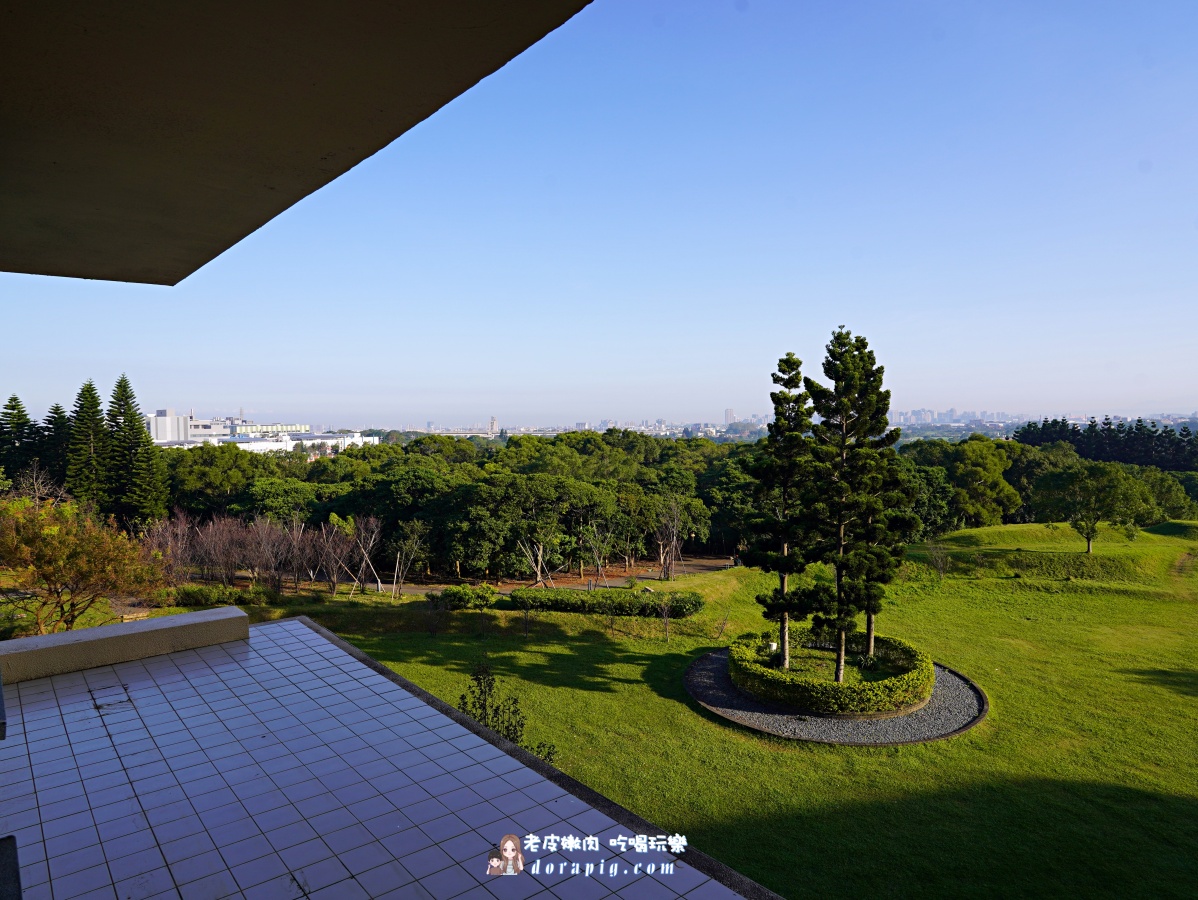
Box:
(3, 0), (1196, 427)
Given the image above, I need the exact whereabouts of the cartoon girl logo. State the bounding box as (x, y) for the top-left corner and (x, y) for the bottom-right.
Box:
(487, 834), (524, 875)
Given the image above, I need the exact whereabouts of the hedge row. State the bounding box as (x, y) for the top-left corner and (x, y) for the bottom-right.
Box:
(426, 584), (499, 610)
(508, 587), (704, 618)
(728, 627), (935, 715)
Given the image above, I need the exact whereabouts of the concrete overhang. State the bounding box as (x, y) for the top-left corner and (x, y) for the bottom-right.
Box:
(0, 1), (592, 286)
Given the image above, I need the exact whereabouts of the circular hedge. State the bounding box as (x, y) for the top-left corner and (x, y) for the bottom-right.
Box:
(727, 627), (935, 716)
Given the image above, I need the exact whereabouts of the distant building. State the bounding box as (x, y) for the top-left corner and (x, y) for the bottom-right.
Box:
(144, 409), (190, 443)
(725, 408), (736, 425)
(489, 416), (498, 435)
(229, 422), (310, 436)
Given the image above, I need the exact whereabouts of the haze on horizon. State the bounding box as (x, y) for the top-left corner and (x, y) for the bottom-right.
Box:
(2, 1), (1196, 428)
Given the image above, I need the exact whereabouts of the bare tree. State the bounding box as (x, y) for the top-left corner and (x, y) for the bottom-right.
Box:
(315, 522), (356, 595)
(7, 462), (70, 507)
(654, 498), (685, 582)
(194, 516), (242, 586)
(246, 518), (289, 592)
(517, 538), (555, 588)
(583, 521), (614, 587)
(926, 542), (949, 579)
(143, 510), (194, 586)
(352, 516), (384, 594)
(282, 516), (315, 592)
(390, 520), (429, 600)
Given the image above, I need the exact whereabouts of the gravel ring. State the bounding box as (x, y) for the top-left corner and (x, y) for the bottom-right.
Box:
(685, 649), (988, 746)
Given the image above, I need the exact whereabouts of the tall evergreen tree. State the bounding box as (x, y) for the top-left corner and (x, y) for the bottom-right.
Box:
(801, 329), (913, 679)
(38, 404), (73, 484)
(66, 380), (109, 507)
(742, 353), (814, 669)
(126, 440), (169, 527)
(103, 374), (157, 525)
(0, 394), (37, 475)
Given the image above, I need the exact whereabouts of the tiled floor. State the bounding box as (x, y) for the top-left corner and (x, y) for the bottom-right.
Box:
(0, 619), (744, 899)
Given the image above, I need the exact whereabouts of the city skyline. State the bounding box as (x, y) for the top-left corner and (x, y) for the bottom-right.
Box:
(121, 401), (1198, 437)
(3, 2), (1197, 421)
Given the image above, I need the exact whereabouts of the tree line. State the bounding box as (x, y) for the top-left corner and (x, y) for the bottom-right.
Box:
(0, 378), (167, 527)
(1012, 416), (1198, 471)
(4, 356), (1197, 638)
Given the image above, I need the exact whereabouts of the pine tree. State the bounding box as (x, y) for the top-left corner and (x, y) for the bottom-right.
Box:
(742, 353), (815, 669)
(39, 404), (73, 484)
(66, 380), (109, 507)
(0, 394), (37, 475)
(103, 374), (151, 525)
(126, 438), (169, 527)
(801, 328), (914, 680)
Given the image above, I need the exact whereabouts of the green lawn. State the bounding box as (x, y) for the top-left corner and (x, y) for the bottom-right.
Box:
(64, 522), (1198, 898)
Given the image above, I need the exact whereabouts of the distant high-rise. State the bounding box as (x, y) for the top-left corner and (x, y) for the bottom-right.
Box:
(489, 416), (498, 435)
(725, 408), (736, 426)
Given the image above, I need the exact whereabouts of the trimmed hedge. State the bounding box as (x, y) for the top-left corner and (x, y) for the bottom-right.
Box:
(508, 587), (704, 618)
(174, 583), (280, 607)
(427, 584), (498, 610)
(728, 627), (935, 715)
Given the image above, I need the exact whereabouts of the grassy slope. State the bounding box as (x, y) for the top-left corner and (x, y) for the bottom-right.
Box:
(306, 524), (1198, 899)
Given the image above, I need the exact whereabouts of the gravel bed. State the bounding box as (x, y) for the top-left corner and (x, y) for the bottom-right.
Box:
(685, 649), (987, 745)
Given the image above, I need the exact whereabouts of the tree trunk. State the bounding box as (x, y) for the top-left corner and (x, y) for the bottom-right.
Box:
(1086, 535), (1093, 554)
(780, 566), (789, 669)
(835, 627), (846, 683)
(866, 612), (875, 656)
(781, 612), (790, 670)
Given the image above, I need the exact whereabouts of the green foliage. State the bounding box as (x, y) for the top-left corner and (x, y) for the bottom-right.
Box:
(0, 395), (37, 476)
(38, 404), (73, 484)
(458, 661), (557, 763)
(174, 582), (281, 607)
(742, 351), (815, 658)
(1014, 415), (1198, 471)
(508, 586), (703, 617)
(727, 627), (935, 714)
(427, 583), (499, 610)
(1036, 462), (1158, 552)
(0, 499), (161, 633)
(895, 457), (956, 540)
(65, 380), (109, 507)
(798, 328), (915, 672)
(902, 434), (1022, 527)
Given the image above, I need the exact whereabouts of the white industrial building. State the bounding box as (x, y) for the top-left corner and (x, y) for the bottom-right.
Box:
(144, 411), (377, 454)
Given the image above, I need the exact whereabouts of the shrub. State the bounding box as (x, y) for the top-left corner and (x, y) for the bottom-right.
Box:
(728, 626), (935, 715)
(174, 583), (281, 607)
(428, 583), (498, 611)
(175, 584), (243, 607)
(458, 661), (557, 764)
(508, 587), (703, 618)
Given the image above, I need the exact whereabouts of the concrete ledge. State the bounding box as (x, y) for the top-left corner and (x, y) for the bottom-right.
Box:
(0, 608), (249, 684)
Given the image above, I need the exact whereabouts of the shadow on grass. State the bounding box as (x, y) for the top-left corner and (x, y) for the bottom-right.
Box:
(1119, 668), (1198, 698)
(698, 779), (1198, 900)
(346, 613), (703, 704)
(1144, 521), (1198, 539)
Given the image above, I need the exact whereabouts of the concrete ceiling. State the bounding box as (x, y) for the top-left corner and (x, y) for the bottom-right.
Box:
(0, 1), (592, 285)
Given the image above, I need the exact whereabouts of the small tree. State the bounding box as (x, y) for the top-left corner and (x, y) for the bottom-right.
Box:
(0, 500), (160, 633)
(1037, 462), (1156, 553)
(389, 519), (429, 599)
(458, 661), (557, 763)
